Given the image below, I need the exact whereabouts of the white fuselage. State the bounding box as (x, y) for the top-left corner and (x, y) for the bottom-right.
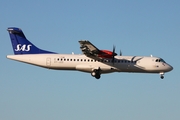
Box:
(7, 54), (173, 74)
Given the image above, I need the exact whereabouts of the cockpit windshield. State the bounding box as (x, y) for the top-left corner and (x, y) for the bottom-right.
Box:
(155, 58), (166, 63)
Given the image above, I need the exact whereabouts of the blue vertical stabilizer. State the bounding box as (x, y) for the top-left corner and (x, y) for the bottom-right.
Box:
(7, 27), (55, 54)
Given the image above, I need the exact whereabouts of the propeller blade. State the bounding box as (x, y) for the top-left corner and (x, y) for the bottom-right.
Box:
(113, 45), (115, 54)
(120, 50), (122, 56)
(112, 45), (116, 64)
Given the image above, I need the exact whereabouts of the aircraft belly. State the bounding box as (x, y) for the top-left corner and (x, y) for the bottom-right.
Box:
(51, 64), (76, 70)
(76, 64), (93, 72)
(7, 55), (48, 68)
(75, 63), (117, 73)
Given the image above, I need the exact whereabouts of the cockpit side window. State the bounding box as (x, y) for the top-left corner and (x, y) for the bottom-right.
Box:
(155, 59), (166, 63)
(160, 58), (166, 63)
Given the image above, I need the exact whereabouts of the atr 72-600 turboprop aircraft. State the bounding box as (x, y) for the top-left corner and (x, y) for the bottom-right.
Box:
(7, 27), (173, 79)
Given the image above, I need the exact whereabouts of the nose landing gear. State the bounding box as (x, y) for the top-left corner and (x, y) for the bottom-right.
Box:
(160, 72), (164, 79)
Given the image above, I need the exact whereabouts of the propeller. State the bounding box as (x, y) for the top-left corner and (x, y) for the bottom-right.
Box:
(112, 45), (117, 64)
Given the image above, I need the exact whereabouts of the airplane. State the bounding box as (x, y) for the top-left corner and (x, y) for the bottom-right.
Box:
(6, 27), (173, 79)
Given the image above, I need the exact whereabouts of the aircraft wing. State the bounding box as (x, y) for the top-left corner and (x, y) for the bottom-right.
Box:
(79, 40), (101, 59)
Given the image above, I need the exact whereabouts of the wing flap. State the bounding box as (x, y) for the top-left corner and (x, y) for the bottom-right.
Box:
(79, 40), (100, 58)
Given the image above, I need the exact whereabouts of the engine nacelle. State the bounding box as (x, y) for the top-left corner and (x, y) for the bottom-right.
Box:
(98, 50), (117, 58)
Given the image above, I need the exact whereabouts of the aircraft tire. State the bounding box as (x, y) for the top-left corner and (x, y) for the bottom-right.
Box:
(95, 74), (100, 79)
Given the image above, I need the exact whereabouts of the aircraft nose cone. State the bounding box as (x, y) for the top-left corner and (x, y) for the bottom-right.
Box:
(169, 65), (173, 71)
(167, 64), (173, 72)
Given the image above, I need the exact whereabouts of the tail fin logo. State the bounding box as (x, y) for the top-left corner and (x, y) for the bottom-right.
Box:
(15, 44), (32, 51)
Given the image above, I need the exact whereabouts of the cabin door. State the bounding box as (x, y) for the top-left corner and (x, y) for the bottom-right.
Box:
(46, 57), (51, 66)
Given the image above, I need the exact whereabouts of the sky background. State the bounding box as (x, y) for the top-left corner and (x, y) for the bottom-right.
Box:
(0, 0), (179, 120)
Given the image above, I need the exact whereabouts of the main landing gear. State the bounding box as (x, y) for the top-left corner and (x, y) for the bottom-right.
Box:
(91, 69), (101, 79)
(160, 72), (164, 79)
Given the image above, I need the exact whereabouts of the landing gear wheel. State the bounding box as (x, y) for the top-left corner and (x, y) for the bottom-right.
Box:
(161, 75), (164, 79)
(91, 69), (101, 79)
(95, 74), (101, 79)
(91, 72), (96, 77)
(160, 72), (164, 79)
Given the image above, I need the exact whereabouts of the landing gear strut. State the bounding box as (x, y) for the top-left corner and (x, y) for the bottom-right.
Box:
(160, 72), (164, 79)
(91, 69), (101, 79)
